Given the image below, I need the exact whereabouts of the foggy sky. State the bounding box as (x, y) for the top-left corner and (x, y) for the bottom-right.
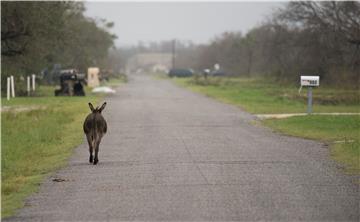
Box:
(84, 2), (283, 47)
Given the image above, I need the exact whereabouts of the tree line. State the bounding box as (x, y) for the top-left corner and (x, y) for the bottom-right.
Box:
(1, 1), (116, 92)
(119, 2), (359, 88)
(190, 1), (360, 87)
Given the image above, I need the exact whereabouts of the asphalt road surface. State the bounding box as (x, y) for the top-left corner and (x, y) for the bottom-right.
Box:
(7, 74), (359, 221)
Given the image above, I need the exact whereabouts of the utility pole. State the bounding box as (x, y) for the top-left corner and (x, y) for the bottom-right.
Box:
(172, 39), (176, 69)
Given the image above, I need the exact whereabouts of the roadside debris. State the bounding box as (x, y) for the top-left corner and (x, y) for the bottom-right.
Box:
(92, 86), (116, 94)
(52, 178), (68, 182)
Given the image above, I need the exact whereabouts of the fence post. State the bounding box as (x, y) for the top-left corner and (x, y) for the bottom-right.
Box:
(7, 77), (10, 100)
(32, 74), (36, 91)
(10, 75), (15, 98)
(27, 76), (31, 96)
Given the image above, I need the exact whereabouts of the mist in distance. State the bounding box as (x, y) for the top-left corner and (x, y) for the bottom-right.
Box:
(84, 2), (283, 47)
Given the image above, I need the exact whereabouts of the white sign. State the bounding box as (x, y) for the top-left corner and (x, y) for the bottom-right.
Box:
(300, 76), (319, 86)
(214, 63), (220, 70)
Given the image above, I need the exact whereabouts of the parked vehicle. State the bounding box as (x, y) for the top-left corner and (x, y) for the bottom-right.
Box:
(168, 68), (193, 77)
(55, 69), (85, 96)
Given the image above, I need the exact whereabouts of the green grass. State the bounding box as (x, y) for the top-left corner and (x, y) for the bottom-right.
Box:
(263, 115), (360, 173)
(172, 76), (360, 174)
(263, 115), (359, 141)
(174, 77), (359, 114)
(1, 85), (106, 218)
(332, 141), (360, 175)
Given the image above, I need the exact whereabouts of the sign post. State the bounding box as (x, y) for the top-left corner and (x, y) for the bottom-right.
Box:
(307, 87), (313, 114)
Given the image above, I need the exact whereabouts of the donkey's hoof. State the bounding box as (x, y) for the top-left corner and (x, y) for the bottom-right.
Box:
(93, 159), (98, 165)
(89, 155), (93, 163)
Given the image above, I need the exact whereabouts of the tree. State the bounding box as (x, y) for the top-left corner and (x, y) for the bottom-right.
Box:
(1, 1), (116, 91)
(274, 1), (360, 84)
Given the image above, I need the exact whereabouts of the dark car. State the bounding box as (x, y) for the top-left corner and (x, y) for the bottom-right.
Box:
(168, 68), (193, 77)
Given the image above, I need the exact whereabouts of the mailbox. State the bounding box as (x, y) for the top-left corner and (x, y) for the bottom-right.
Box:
(299, 75), (320, 114)
(301, 76), (320, 86)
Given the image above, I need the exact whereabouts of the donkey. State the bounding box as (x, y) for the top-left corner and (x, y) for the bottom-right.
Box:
(83, 102), (107, 165)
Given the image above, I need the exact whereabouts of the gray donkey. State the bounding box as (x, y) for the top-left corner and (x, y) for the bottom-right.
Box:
(83, 102), (107, 165)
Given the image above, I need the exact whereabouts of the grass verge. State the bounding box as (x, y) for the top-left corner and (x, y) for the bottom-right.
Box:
(172, 76), (360, 174)
(1, 86), (105, 218)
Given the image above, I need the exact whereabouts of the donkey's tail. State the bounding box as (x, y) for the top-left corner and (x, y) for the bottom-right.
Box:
(91, 118), (101, 147)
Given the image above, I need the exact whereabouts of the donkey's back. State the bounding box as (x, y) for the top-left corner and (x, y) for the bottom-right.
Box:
(83, 112), (107, 136)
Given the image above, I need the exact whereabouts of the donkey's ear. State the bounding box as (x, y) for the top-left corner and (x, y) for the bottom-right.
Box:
(88, 103), (95, 112)
(99, 102), (107, 112)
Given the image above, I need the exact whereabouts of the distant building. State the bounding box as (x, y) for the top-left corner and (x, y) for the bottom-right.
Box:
(127, 53), (172, 73)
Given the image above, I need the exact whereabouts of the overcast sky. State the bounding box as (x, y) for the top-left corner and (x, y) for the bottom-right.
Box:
(84, 2), (283, 47)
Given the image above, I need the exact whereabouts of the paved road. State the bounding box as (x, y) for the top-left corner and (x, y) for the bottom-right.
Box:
(7, 74), (359, 221)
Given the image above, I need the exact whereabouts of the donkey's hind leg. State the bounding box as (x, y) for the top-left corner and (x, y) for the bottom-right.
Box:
(86, 135), (94, 163)
(93, 139), (101, 165)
